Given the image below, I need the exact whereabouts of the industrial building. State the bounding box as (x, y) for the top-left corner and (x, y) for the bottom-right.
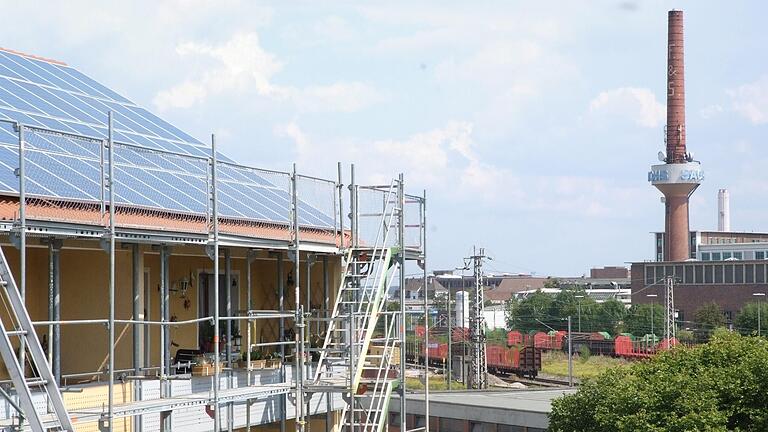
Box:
(0, 46), (428, 432)
(636, 11), (768, 327)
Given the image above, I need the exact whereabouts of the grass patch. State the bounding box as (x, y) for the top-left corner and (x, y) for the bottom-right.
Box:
(405, 377), (466, 390)
(541, 351), (627, 379)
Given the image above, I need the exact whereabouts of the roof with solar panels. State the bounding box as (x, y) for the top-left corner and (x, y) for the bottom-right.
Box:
(0, 47), (339, 247)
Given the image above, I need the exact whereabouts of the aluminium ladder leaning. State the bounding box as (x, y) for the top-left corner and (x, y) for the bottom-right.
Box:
(310, 181), (402, 431)
(0, 246), (74, 431)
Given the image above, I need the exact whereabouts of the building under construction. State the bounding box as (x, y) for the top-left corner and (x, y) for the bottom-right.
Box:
(0, 47), (429, 432)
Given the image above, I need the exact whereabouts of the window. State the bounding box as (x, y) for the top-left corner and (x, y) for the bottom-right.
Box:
(757, 251), (766, 260)
(714, 265), (724, 283)
(735, 265), (744, 284)
(723, 252), (732, 260)
(734, 252), (743, 260)
(705, 265), (714, 284)
(758, 265), (766, 284)
(746, 264), (754, 283)
(701, 252), (710, 261)
(724, 311), (734, 322)
(645, 266), (654, 285)
(674, 265), (683, 281)
(712, 252), (722, 261)
(684, 265), (694, 284)
(725, 265), (734, 283)
(695, 265), (703, 283)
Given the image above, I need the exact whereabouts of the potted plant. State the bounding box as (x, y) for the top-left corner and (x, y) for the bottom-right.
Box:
(265, 351), (281, 369)
(243, 350), (265, 370)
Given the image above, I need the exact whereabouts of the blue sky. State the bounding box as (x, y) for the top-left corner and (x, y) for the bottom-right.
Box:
(1, 1), (767, 276)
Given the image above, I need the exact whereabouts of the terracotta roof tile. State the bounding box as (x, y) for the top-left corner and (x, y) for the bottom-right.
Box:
(0, 47), (67, 66)
(0, 197), (343, 246)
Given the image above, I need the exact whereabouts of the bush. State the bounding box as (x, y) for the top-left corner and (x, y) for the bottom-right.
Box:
(549, 332), (768, 431)
(676, 329), (695, 344)
(577, 344), (591, 362)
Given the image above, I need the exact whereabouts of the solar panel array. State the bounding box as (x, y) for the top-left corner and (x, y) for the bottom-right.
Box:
(0, 49), (335, 229)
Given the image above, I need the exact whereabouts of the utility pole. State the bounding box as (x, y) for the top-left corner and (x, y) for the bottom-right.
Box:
(446, 288), (451, 390)
(754, 293), (766, 336)
(646, 294), (658, 337)
(665, 276), (675, 342)
(463, 247), (487, 390)
(568, 315), (573, 387)
(574, 295), (584, 333)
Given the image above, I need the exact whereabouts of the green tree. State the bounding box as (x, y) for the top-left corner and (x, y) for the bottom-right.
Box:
(549, 331), (768, 431)
(593, 298), (627, 334)
(692, 302), (726, 342)
(506, 290), (556, 332)
(734, 301), (768, 335)
(623, 303), (664, 337)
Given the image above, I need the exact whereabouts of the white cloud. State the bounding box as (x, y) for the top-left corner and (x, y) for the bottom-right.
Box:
(274, 122), (310, 159)
(728, 75), (768, 124)
(272, 120), (643, 217)
(154, 32), (384, 112)
(588, 87), (665, 128)
(700, 104), (724, 120)
(313, 15), (357, 42)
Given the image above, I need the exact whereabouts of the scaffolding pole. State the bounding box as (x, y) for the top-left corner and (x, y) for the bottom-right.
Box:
(337, 162), (344, 250)
(107, 111), (116, 432)
(398, 173), (406, 432)
(132, 243), (142, 432)
(291, 163), (304, 432)
(159, 245), (171, 431)
(45, 238), (62, 386)
(246, 249), (255, 432)
(422, 190), (429, 432)
(322, 254), (331, 432)
(211, 134), (221, 432)
(16, 122), (26, 379)
(225, 248), (234, 432)
(278, 253), (287, 432)
(349, 164), (356, 432)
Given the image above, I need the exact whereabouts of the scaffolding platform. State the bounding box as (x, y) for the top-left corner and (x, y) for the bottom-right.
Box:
(0, 383), (293, 430)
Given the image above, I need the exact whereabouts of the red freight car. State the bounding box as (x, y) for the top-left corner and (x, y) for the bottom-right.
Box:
(507, 330), (523, 346)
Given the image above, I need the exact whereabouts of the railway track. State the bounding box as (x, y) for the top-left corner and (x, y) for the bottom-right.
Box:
(404, 361), (574, 389)
(498, 374), (574, 388)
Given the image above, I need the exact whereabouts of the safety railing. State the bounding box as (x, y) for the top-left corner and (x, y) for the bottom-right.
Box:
(1, 118), (342, 244)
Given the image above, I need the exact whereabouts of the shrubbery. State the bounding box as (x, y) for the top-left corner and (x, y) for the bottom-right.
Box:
(549, 331), (768, 431)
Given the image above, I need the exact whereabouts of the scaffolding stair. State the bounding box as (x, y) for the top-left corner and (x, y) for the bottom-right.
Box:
(0, 247), (74, 431)
(310, 182), (401, 432)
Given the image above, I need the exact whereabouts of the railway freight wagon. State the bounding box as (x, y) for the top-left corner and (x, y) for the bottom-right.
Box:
(507, 330), (566, 350)
(508, 330), (681, 360)
(405, 340), (541, 378)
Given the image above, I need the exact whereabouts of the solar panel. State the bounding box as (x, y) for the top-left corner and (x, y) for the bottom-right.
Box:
(0, 48), (336, 230)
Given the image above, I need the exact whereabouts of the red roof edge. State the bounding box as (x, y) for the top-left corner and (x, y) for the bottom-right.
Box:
(0, 47), (67, 66)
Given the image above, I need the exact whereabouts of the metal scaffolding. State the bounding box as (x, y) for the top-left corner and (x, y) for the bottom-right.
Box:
(0, 115), (427, 432)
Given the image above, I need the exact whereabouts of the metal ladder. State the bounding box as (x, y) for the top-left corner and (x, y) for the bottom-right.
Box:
(311, 181), (401, 431)
(0, 247), (74, 431)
